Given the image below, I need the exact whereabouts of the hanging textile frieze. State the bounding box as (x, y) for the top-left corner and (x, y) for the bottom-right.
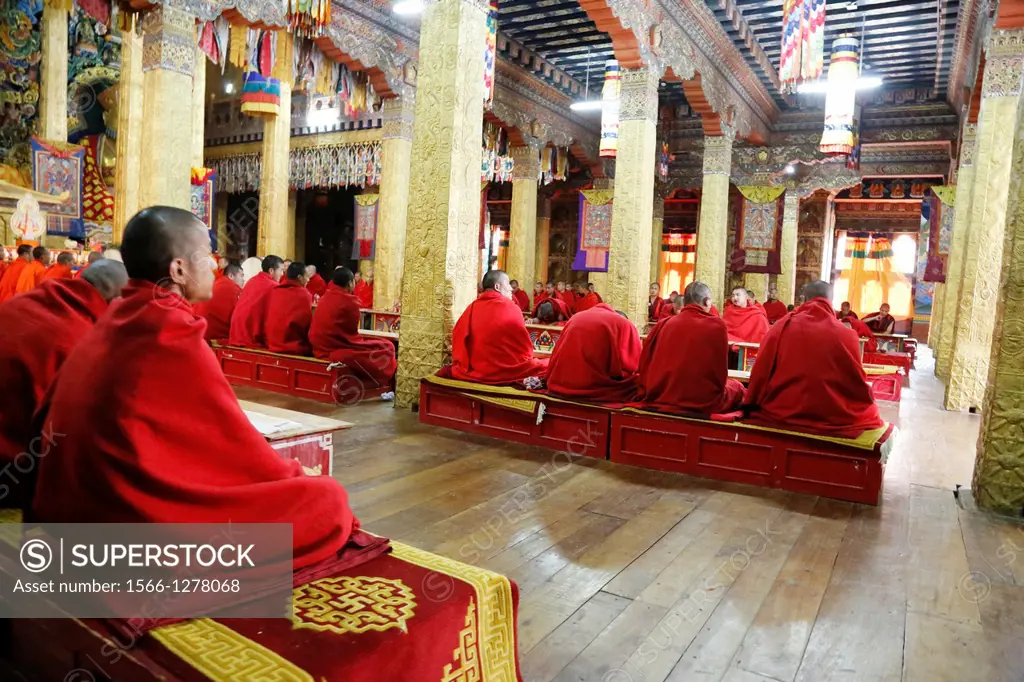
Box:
(208, 142), (382, 194)
(779, 0), (825, 93)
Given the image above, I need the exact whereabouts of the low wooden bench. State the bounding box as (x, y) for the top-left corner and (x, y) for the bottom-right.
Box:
(863, 364), (904, 403)
(360, 308), (401, 333)
(240, 399), (351, 476)
(863, 350), (913, 378)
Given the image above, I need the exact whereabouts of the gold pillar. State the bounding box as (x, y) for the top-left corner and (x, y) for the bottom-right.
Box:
(39, 3), (68, 142)
(286, 190), (297, 259)
(534, 197), (550, 286)
(743, 273), (769, 300)
(508, 145), (540, 289)
(138, 6), (195, 210)
(257, 32), (293, 257)
(946, 31), (1023, 412)
(113, 23), (143, 242)
(695, 135), (733, 310)
(214, 193), (228, 255)
(777, 192), (800, 305)
(294, 198), (307, 262)
(928, 282), (945, 348)
(375, 94), (415, 309)
(191, 48), (206, 169)
(936, 124), (977, 378)
(394, 0), (487, 407)
(651, 198), (664, 287)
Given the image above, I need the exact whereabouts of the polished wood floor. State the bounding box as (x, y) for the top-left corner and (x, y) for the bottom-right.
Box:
(235, 346), (1024, 682)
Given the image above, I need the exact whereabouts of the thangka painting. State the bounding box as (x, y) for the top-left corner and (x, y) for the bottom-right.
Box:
(191, 167), (217, 251)
(923, 186), (955, 282)
(572, 189), (614, 272)
(730, 186), (785, 274)
(915, 210), (934, 319)
(352, 193), (379, 260)
(30, 137), (85, 238)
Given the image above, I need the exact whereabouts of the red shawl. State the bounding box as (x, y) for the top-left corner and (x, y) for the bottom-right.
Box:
(353, 280), (374, 309)
(844, 316), (879, 352)
(0, 259), (28, 303)
(0, 279), (108, 508)
(763, 299), (788, 324)
(194, 276), (241, 341)
(512, 289), (531, 312)
(532, 296), (570, 320)
(836, 309), (859, 320)
(30, 280), (357, 569)
(743, 298), (883, 438)
(556, 290), (576, 315)
(658, 304), (678, 320)
(306, 273), (327, 298)
(228, 272), (278, 347)
(39, 263), (73, 282)
(532, 292), (548, 310)
(15, 260), (46, 294)
(863, 312), (895, 334)
(264, 280), (314, 355)
(724, 303), (770, 343)
(309, 283), (396, 385)
(574, 291), (601, 314)
(648, 296), (666, 320)
(452, 290), (546, 384)
(637, 304), (745, 415)
(546, 303), (640, 403)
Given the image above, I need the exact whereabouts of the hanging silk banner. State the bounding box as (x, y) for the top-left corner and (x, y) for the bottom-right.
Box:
(820, 35), (859, 155)
(30, 137), (85, 238)
(599, 60), (620, 159)
(779, 0), (826, 93)
(190, 167), (217, 251)
(484, 0), (498, 106)
(730, 186), (786, 274)
(572, 189), (614, 271)
(240, 71), (282, 118)
(923, 186), (956, 282)
(353, 193), (379, 260)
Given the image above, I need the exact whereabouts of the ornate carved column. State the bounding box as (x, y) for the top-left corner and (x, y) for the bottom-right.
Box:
(113, 23), (143, 241)
(39, 2), (68, 142)
(936, 124), (977, 379)
(374, 94), (415, 309)
(695, 135), (733, 309)
(286, 190), (297, 259)
(777, 193), (800, 305)
(138, 6), (195, 210)
(395, 0), (488, 407)
(650, 194), (664, 287)
(191, 47), (206, 169)
(214, 193), (228, 255)
(946, 30), (1024, 412)
(508, 145), (540, 290)
(607, 67), (659, 327)
(534, 196), (551, 286)
(257, 32), (293, 257)
(743, 273), (769, 300)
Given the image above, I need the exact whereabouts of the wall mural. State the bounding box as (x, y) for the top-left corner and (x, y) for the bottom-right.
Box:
(0, 1), (42, 183)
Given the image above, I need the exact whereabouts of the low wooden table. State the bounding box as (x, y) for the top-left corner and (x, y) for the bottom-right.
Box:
(239, 400), (351, 477)
(732, 342), (760, 371)
(729, 369), (751, 384)
(360, 329), (399, 341)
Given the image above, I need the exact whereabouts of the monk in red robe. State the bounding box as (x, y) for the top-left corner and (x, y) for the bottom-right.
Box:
(546, 304), (640, 403)
(0, 261), (127, 508)
(836, 301), (858, 320)
(14, 246), (50, 294)
(863, 303), (896, 334)
(510, 279), (531, 312)
(39, 252), (75, 282)
(309, 266), (396, 392)
(555, 281), (575, 315)
(743, 280), (884, 438)
(30, 206), (359, 570)
(0, 244), (31, 303)
(532, 281), (547, 310)
(305, 264), (327, 298)
(763, 286), (788, 324)
(194, 262), (244, 341)
(73, 251), (105, 279)
(843, 316), (879, 352)
(353, 272), (374, 309)
(532, 297), (570, 324)
(574, 282), (601, 313)
(228, 254), (284, 347)
(658, 294), (683, 320)
(588, 283), (603, 303)
(648, 282), (666, 320)
(265, 262), (314, 355)
(452, 269), (547, 384)
(723, 286), (770, 343)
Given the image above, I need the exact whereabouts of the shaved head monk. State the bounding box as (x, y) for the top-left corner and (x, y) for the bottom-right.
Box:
(39, 252), (75, 282)
(648, 282), (666, 320)
(638, 281), (746, 415)
(555, 280), (575, 315)
(532, 298), (569, 325)
(724, 286), (770, 343)
(194, 262), (244, 341)
(863, 303), (895, 334)
(452, 269), (547, 384)
(763, 285), (788, 324)
(510, 279), (530, 312)
(836, 301), (858, 320)
(29, 206), (358, 569)
(546, 303), (641, 403)
(265, 261), (314, 355)
(658, 294), (683, 320)
(74, 250), (105, 279)
(532, 281), (546, 309)
(14, 246), (50, 294)
(743, 280), (884, 438)
(353, 271), (374, 309)
(305, 264), (327, 298)
(0, 244), (32, 303)
(0, 260), (127, 508)
(228, 253), (284, 347)
(588, 283), (603, 303)
(309, 266), (396, 392)
(843, 316), (878, 352)
(574, 281), (601, 313)
(545, 281), (555, 299)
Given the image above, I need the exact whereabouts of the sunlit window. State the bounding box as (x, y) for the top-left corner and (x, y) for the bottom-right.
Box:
(892, 234), (917, 274)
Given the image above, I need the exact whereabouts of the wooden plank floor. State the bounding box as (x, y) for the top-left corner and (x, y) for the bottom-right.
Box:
(234, 346), (1024, 682)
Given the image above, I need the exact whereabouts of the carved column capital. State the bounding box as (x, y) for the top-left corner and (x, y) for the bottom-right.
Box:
(619, 67), (660, 123)
(961, 123), (978, 167)
(982, 29), (1024, 98)
(141, 5), (195, 76)
(510, 145), (541, 180)
(382, 93), (416, 141)
(702, 135), (733, 175)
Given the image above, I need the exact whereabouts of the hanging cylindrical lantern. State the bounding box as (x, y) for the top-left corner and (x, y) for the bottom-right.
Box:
(240, 71), (282, 118)
(819, 35), (859, 155)
(599, 60), (620, 159)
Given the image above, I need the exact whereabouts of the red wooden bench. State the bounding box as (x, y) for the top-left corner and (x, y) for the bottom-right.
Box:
(863, 350), (913, 377)
(863, 364), (904, 403)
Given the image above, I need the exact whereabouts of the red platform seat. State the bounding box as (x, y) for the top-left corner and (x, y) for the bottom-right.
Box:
(863, 350), (912, 378)
(864, 364), (904, 403)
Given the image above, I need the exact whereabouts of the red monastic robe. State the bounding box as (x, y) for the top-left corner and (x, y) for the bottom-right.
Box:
(743, 298), (884, 438)
(14, 260), (46, 294)
(512, 289), (531, 312)
(723, 303), (770, 343)
(863, 311), (896, 334)
(532, 296), (570, 321)
(38, 263), (73, 283)
(264, 280), (314, 355)
(836, 309), (859, 320)
(452, 290), (547, 384)
(194, 276), (241, 341)
(658, 304), (679, 320)
(0, 259), (28, 303)
(763, 299), (788, 324)
(306, 273), (328, 298)
(29, 280), (357, 569)
(556, 290), (576, 315)
(228, 272), (278, 347)
(845, 316), (879, 352)
(637, 304), (745, 415)
(648, 296), (666, 320)
(532, 291), (548, 310)
(0, 279), (108, 508)
(309, 284), (396, 386)
(546, 303), (640, 403)
(574, 291), (601, 314)
(353, 280), (374, 309)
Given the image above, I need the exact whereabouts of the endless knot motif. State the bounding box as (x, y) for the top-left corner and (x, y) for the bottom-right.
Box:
(292, 576), (417, 635)
(440, 598), (481, 682)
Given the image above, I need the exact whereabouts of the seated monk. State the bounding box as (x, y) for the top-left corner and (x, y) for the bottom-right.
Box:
(452, 269), (547, 384)
(648, 282), (666, 320)
(305, 264), (327, 298)
(228, 254), (284, 347)
(29, 206), (360, 570)
(0, 244), (32, 303)
(309, 266), (396, 391)
(863, 303), (896, 334)
(532, 281), (547, 309)
(574, 281), (601, 313)
(510, 278), (531, 312)
(843, 316), (879, 353)
(353, 272), (374, 309)
(658, 294), (683, 320)
(73, 250), (105, 279)
(39, 252), (75, 282)
(0, 261), (127, 508)
(743, 280), (884, 438)
(532, 298), (569, 325)
(546, 304), (640, 403)
(763, 285), (788, 324)
(638, 281), (745, 415)
(194, 262), (244, 341)
(836, 301), (858, 320)
(723, 286), (770, 343)
(14, 246), (50, 294)
(555, 280), (575, 315)
(588, 283), (603, 303)
(265, 261), (314, 355)
(544, 281), (556, 302)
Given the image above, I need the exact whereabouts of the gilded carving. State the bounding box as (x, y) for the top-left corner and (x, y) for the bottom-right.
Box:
(141, 5), (196, 76)
(382, 94), (416, 142)
(777, 193), (800, 306)
(696, 135), (733, 309)
(510, 144), (541, 180)
(113, 27), (143, 241)
(982, 29), (1024, 99)
(618, 68), (659, 123)
(375, 123), (414, 310)
(257, 32), (294, 257)
(508, 145), (540, 290)
(702, 135), (733, 176)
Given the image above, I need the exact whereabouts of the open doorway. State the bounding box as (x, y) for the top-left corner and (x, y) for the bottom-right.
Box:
(299, 188), (359, 275)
